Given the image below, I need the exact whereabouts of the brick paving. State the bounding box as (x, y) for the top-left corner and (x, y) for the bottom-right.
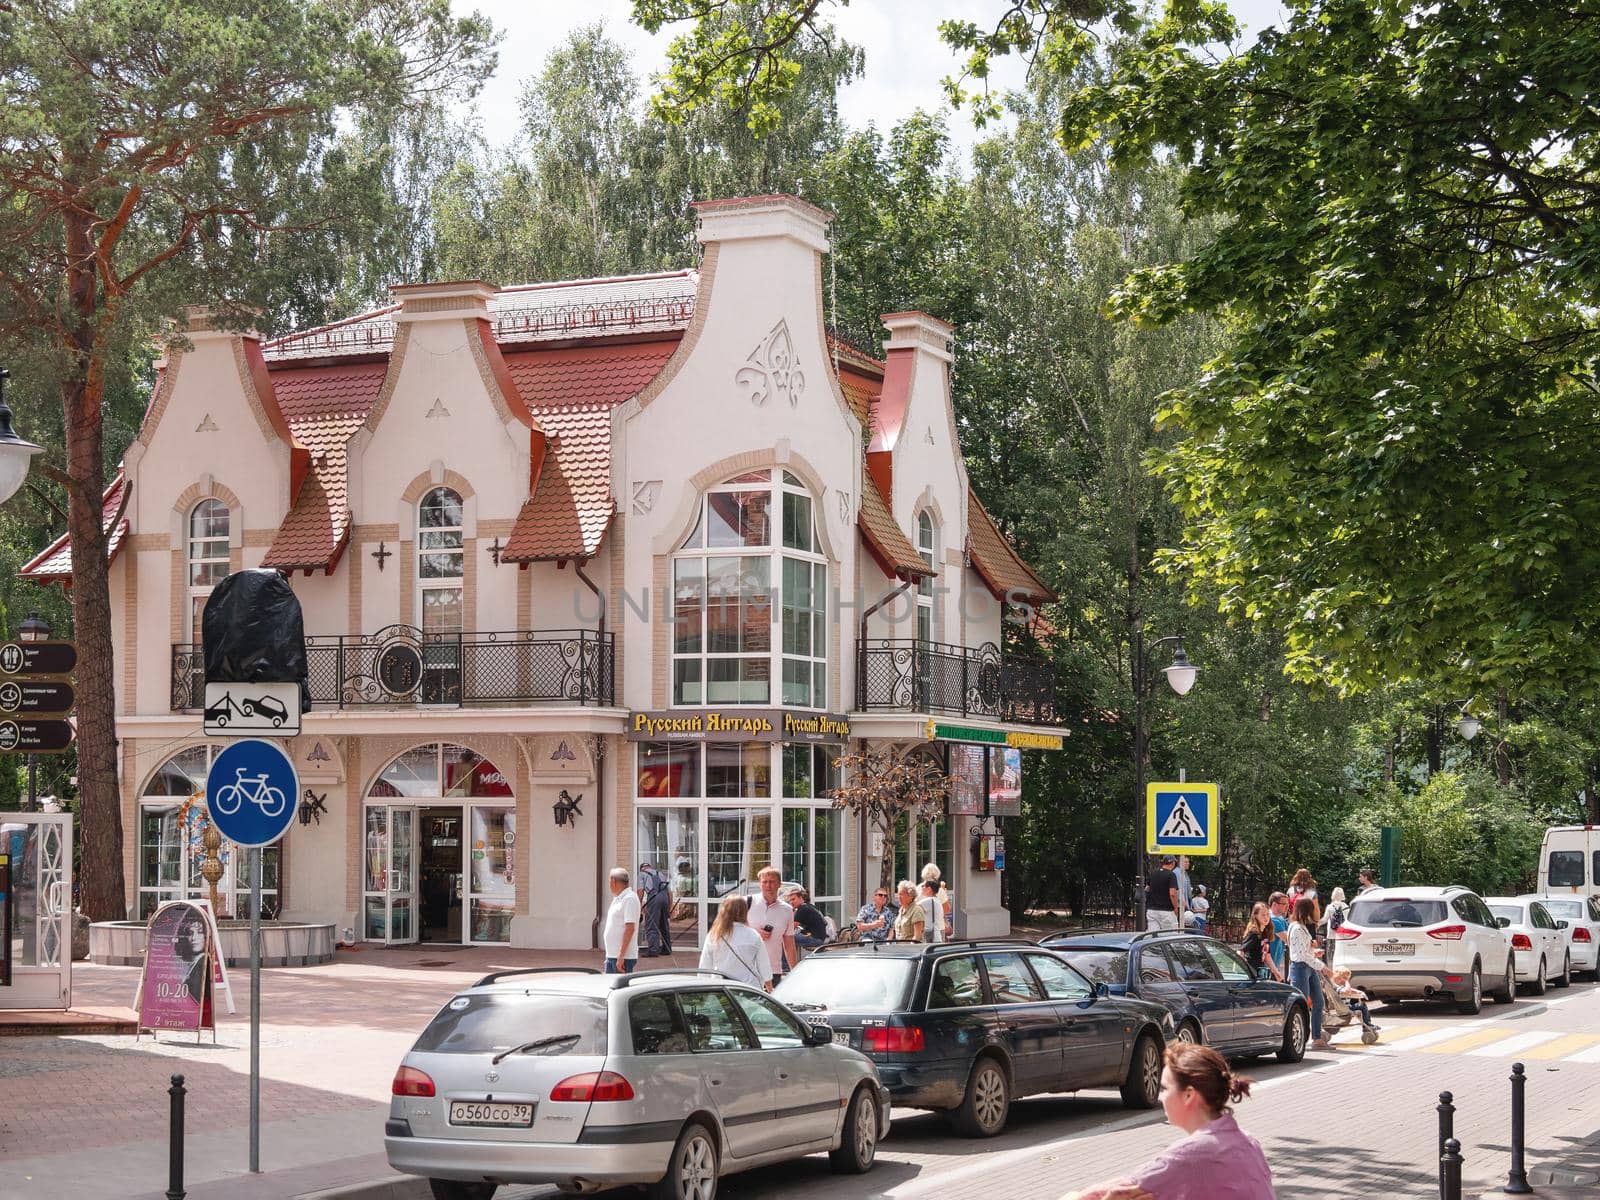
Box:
(5, 948), (1600, 1199)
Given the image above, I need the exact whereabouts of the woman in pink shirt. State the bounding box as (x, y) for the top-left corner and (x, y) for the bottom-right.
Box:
(1062, 1043), (1276, 1200)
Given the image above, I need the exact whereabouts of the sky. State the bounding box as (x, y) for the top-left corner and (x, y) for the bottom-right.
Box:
(458, 1), (1290, 165)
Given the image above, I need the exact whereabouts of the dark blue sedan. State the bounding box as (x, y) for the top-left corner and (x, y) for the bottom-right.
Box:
(1040, 930), (1309, 1062)
(774, 940), (1176, 1137)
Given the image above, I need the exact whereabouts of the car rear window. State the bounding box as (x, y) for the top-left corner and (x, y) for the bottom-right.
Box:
(775, 956), (915, 1011)
(1542, 899), (1587, 920)
(1056, 949), (1128, 987)
(1489, 905), (1522, 924)
(1548, 851), (1585, 888)
(413, 993), (607, 1055)
(1350, 899), (1448, 928)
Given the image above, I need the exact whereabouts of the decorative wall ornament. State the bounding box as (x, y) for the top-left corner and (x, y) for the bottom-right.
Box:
(735, 319), (805, 407)
(837, 491), (852, 524)
(631, 480), (662, 515)
(425, 397), (451, 420)
(550, 740), (577, 762)
(195, 413), (219, 433)
(371, 541), (392, 571)
(485, 537), (506, 566)
(307, 742), (331, 763)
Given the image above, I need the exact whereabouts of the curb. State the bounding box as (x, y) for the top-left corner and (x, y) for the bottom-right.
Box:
(298, 1178), (430, 1200)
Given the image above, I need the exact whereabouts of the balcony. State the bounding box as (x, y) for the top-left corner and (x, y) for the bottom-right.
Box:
(855, 638), (1058, 726)
(171, 626), (614, 711)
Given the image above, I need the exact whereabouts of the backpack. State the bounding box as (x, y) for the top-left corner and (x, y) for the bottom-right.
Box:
(1329, 903), (1347, 933)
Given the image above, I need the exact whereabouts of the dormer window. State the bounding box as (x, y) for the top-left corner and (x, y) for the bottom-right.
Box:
(673, 469), (828, 707)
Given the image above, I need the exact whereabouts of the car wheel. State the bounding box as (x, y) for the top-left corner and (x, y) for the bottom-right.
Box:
(1554, 953), (1572, 989)
(428, 1181), (496, 1200)
(1456, 963), (1483, 1014)
(1120, 1034), (1162, 1109)
(953, 1056), (1010, 1137)
(649, 1121), (718, 1200)
(1491, 957), (1516, 1005)
(829, 1086), (879, 1174)
(1176, 1020), (1202, 1046)
(1529, 956), (1548, 996)
(1277, 1007), (1308, 1063)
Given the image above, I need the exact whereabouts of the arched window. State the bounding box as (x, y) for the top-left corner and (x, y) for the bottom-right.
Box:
(916, 511), (937, 643)
(137, 745), (281, 919)
(417, 487), (464, 633)
(672, 469), (827, 707)
(188, 498), (230, 643)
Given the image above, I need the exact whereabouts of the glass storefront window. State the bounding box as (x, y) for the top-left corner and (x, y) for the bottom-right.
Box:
(468, 807), (516, 943)
(373, 744), (440, 797)
(707, 742), (769, 798)
(707, 807), (773, 898)
(638, 741), (702, 798)
(637, 807), (702, 949)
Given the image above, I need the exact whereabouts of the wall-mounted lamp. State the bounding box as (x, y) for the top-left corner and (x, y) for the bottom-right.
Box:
(298, 788), (328, 826)
(553, 788), (583, 828)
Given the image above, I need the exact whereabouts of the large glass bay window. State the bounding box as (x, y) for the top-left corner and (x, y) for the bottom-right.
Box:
(673, 470), (828, 708)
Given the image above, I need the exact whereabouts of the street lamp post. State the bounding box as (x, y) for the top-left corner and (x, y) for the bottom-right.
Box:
(1132, 619), (1198, 931)
(0, 369), (44, 505)
(18, 610), (52, 811)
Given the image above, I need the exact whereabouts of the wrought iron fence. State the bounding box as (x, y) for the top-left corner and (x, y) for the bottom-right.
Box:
(855, 638), (1059, 726)
(171, 626), (614, 710)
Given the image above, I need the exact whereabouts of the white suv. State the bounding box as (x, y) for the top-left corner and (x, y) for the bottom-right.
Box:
(1334, 886), (1515, 1013)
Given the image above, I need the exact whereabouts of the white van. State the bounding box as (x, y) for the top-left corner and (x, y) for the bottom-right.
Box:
(1538, 826), (1600, 896)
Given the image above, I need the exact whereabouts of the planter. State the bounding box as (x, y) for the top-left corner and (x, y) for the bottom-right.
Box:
(90, 919), (336, 967)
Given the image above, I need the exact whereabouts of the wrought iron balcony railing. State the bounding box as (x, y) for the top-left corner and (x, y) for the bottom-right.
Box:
(855, 638), (1058, 726)
(171, 626), (614, 711)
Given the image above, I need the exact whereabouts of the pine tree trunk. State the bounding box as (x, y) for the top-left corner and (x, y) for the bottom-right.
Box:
(62, 223), (124, 922)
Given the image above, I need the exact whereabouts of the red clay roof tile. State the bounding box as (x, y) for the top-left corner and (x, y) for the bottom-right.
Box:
(20, 475), (129, 583)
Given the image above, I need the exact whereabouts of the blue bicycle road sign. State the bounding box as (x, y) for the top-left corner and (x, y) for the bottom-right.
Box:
(207, 739), (299, 847)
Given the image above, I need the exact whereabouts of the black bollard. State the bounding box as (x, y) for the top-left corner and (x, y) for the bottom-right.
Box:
(1504, 1062), (1531, 1194)
(1442, 1137), (1464, 1200)
(1437, 1090), (1455, 1200)
(166, 1073), (186, 1200)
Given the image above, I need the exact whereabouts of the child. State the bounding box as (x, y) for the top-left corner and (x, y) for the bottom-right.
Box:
(1331, 967), (1379, 1041)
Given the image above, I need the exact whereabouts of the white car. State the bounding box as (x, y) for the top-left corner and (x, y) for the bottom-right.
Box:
(1334, 885), (1515, 1013)
(1486, 897), (1572, 993)
(1519, 893), (1600, 982)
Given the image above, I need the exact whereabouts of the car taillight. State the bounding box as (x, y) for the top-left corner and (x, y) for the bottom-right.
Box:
(392, 1066), (435, 1097)
(549, 1071), (635, 1102)
(1573, 928), (1593, 943)
(1426, 924), (1467, 941)
(1510, 933), (1532, 951)
(863, 1026), (925, 1053)
(1332, 926), (1362, 940)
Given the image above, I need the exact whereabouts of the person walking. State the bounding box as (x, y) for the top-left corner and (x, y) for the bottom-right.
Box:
(1288, 895), (1332, 1050)
(921, 862), (953, 939)
(637, 861), (669, 957)
(1240, 902), (1280, 982)
(1174, 855), (1194, 915)
(1320, 886), (1350, 966)
(1146, 855), (1182, 930)
(1286, 868), (1321, 925)
(699, 895), (772, 990)
(855, 886), (897, 943)
(602, 867), (640, 975)
(1187, 885), (1210, 932)
(917, 879), (947, 944)
(747, 865), (798, 984)
(1267, 892), (1291, 982)
(1060, 1043), (1276, 1200)
(892, 880), (927, 942)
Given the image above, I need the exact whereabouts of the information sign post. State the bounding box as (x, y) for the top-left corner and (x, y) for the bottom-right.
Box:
(205, 738), (298, 1175)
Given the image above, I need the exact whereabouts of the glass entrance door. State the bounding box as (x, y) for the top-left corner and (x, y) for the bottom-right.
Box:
(363, 806), (418, 944)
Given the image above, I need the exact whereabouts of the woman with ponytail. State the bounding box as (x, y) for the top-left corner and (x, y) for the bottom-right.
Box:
(1061, 1043), (1275, 1199)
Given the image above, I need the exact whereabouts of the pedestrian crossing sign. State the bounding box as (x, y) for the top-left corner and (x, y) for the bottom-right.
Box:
(1147, 782), (1220, 855)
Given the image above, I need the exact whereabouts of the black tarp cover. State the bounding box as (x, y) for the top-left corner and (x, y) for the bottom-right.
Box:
(201, 569), (310, 707)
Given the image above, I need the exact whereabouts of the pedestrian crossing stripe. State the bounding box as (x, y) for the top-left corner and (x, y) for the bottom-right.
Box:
(1464, 1030), (1563, 1057)
(1353, 1023), (1600, 1062)
(1518, 1033), (1599, 1060)
(1419, 1027), (1529, 1055)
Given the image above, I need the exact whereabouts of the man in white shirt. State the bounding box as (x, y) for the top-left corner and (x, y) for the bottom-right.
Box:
(746, 865), (798, 981)
(602, 867), (640, 974)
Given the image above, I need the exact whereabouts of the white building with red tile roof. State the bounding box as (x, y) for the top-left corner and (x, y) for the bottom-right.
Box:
(21, 195), (1065, 950)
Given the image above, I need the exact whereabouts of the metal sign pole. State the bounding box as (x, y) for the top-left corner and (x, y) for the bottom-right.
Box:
(249, 845), (261, 1174)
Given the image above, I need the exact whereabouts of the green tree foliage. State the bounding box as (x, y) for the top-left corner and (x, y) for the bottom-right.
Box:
(0, 0), (496, 918)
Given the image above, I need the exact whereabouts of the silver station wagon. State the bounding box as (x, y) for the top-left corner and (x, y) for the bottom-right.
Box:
(384, 967), (892, 1200)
